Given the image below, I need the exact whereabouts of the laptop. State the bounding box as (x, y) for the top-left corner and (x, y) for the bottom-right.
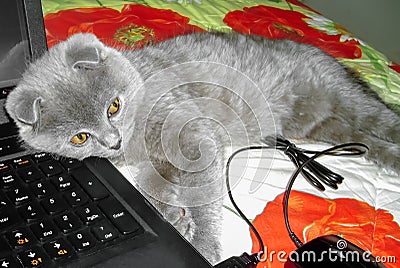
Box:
(0, 0), (212, 267)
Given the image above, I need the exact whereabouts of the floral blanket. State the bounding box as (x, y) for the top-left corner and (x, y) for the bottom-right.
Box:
(41, 1), (400, 267)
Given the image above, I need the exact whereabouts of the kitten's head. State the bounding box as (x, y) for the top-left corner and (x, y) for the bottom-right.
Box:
(6, 34), (142, 160)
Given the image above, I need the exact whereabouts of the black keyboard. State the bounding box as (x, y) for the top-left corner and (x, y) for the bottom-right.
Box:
(0, 153), (145, 267)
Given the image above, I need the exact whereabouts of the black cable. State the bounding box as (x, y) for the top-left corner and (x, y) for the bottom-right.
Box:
(278, 140), (368, 248)
(220, 136), (369, 267)
(262, 136), (369, 192)
(225, 145), (274, 261)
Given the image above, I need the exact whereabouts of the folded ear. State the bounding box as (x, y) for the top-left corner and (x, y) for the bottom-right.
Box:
(7, 90), (41, 126)
(67, 46), (102, 70)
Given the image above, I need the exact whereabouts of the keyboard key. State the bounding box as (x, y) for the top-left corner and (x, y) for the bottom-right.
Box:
(30, 219), (58, 241)
(0, 162), (11, 173)
(99, 198), (141, 235)
(32, 153), (52, 163)
(43, 238), (74, 260)
(68, 230), (96, 252)
(72, 167), (109, 200)
(11, 157), (32, 169)
(0, 192), (10, 209)
(64, 189), (89, 207)
(38, 161), (63, 177)
(50, 174), (75, 191)
(0, 207), (21, 230)
(40, 195), (68, 215)
(92, 221), (119, 243)
(60, 158), (82, 171)
(54, 212), (82, 233)
(6, 186), (31, 205)
(5, 228), (37, 249)
(18, 202), (45, 223)
(18, 247), (48, 267)
(30, 181), (56, 198)
(0, 255), (22, 268)
(17, 166), (44, 183)
(76, 204), (103, 225)
(0, 139), (22, 158)
(1, 88), (12, 99)
(1, 173), (18, 189)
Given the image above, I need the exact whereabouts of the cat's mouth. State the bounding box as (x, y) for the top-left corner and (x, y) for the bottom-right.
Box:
(104, 139), (124, 158)
(109, 138), (122, 150)
(97, 137), (122, 152)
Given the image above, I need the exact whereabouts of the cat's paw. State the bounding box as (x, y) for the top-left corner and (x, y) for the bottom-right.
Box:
(164, 206), (196, 241)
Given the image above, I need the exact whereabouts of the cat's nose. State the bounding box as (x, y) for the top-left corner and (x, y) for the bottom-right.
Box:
(110, 139), (122, 150)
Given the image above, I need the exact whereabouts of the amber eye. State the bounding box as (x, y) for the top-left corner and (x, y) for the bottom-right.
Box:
(108, 98), (120, 117)
(70, 133), (89, 145)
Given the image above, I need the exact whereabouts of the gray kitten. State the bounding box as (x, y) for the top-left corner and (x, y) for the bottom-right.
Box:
(6, 33), (400, 264)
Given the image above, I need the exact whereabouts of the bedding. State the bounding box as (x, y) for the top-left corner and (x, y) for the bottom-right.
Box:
(41, 1), (400, 267)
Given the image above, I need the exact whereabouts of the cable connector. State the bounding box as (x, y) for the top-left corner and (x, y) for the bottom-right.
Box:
(214, 252), (259, 268)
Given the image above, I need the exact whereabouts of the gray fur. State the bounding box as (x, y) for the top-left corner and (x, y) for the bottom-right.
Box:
(5, 32), (400, 264)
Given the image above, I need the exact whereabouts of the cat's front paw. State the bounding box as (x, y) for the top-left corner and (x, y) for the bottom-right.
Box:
(164, 206), (196, 241)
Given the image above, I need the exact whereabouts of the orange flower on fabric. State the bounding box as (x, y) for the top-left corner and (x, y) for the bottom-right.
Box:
(223, 5), (362, 59)
(251, 191), (400, 268)
(44, 4), (204, 49)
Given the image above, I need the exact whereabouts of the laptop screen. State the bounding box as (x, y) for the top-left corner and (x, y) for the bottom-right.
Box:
(0, 0), (31, 125)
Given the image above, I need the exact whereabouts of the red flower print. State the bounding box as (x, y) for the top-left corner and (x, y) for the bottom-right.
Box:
(44, 4), (204, 49)
(223, 5), (362, 59)
(250, 191), (400, 268)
